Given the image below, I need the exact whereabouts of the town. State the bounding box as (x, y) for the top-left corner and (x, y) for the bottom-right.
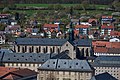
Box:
(0, 0), (120, 80)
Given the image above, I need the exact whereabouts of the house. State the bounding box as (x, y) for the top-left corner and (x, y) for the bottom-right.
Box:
(5, 25), (21, 35)
(74, 25), (90, 36)
(101, 25), (114, 35)
(91, 72), (117, 80)
(101, 16), (113, 25)
(38, 59), (95, 80)
(0, 14), (11, 24)
(43, 24), (59, 32)
(0, 34), (5, 44)
(88, 19), (98, 26)
(0, 67), (37, 80)
(94, 47), (120, 56)
(110, 31), (120, 38)
(90, 56), (120, 80)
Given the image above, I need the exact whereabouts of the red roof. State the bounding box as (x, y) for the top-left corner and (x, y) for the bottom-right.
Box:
(43, 24), (58, 28)
(101, 25), (114, 29)
(0, 67), (37, 80)
(94, 47), (108, 53)
(75, 25), (89, 29)
(92, 41), (120, 48)
(88, 19), (97, 23)
(110, 31), (120, 36)
(102, 16), (113, 19)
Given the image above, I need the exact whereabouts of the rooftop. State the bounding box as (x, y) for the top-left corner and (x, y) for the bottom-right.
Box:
(91, 56), (120, 67)
(15, 38), (67, 46)
(39, 59), (94, 72)
(2, 53), (56, 63)
(93, 72), (117, 80)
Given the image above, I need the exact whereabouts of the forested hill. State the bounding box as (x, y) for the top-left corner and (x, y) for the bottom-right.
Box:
(0, 0), (117, 4)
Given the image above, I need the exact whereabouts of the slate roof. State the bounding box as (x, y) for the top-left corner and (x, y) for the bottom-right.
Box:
(91, 56), (120, 67)
(2, 53), (56, 63)
(94, 72), (117, 80)
(51, 51), (71, 59)
(15, 38), (67, 46)
(74, 39), (92, 47)
(39, 59), (94, 72)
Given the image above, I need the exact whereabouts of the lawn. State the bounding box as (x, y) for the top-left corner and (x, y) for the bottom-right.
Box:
(16, 4), (108, 9)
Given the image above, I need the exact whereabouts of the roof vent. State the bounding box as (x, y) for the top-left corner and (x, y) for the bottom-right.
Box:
(47, 65), (49, 67)
(53, 62), (55, 64)
(64, 62), (66, 64)
(76, 63), (78, 65)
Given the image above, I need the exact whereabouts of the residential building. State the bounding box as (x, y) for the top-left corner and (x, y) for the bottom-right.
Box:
(38, 59), (95, 80)
(94, 47), (120, 56)
(91, 72), (117, 80)
(90, 56), (120, 80)
(110, 31), (120, 38)
(101, 16), (113, 25)
(43, 24), (60, 32)
(0, 67), (37, 80)
(0, 14), (11, 24)
(88, 19), (98, 27)
(101, 25), (114, 36)
(5, 25), (21, 35)
(74, 25), (90, 36)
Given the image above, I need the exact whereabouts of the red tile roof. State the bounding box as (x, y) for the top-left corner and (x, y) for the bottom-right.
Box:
(75, 25), (89, 28)
(102, 16), (113, 19)
(101, 25), (114, 29)
(0, 67), (37, 80)
(43, 24), (58, 28)
(110, 31), (120, 36)
(94, 47), (108, 53)
(93, 41), (120, 48)
(88, 19), (97, 23)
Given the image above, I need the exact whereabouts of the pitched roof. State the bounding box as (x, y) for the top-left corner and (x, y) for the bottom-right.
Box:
(39, 59), (94, 72)
(94, 72), (117, 80)
(91, 56), (120, 67)
(43, 24), (58, 28)
(88, 19), (97, 23)
(94, 47), (108, 53)
(110, 31), (120, 36)
(74, 39), (92, 47)
(102, 16), (113, 19)
(101, 25), (114, 29)
(75, 25), (89, 28)
(2, 53), (56, 63)
(0, 67), (37, 80)
(15, 38), (67, 46)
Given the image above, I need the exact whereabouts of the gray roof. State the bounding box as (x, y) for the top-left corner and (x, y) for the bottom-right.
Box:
(74, 39), (92, 47)
(91, 56), (120, 67)
(0, 49), (13, 54)
(94, 72), (117, 80)
(15, 38), (67, 46)
(39, 59), (94, 72)
(0, 53), (3, 62)
(2, 53), (57, 63)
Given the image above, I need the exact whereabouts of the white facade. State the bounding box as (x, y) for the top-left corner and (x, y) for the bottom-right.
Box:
(0, 35), (5, 44)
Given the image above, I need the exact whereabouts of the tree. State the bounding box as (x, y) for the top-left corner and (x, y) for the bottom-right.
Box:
(112, 0), (120, 11)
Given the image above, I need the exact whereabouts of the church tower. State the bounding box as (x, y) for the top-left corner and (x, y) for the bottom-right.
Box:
(68, 21), (74, 42)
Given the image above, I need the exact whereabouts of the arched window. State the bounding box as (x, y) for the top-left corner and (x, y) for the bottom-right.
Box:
(81, 48), (84, 57)
(50, 48), (52, 53)
(18, 46), (20, 52)
(86, 48), (89, 56)
(58, 48), (60, 53)
(53, 46), (55, 53)
(36, 47), (39, 53)
(46, 46), (48, 53)
(43, 47), (46, 53)
(39, 46), (41, 52)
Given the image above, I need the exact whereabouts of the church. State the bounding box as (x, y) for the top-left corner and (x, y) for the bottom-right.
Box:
(13, 22), (93, 59)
